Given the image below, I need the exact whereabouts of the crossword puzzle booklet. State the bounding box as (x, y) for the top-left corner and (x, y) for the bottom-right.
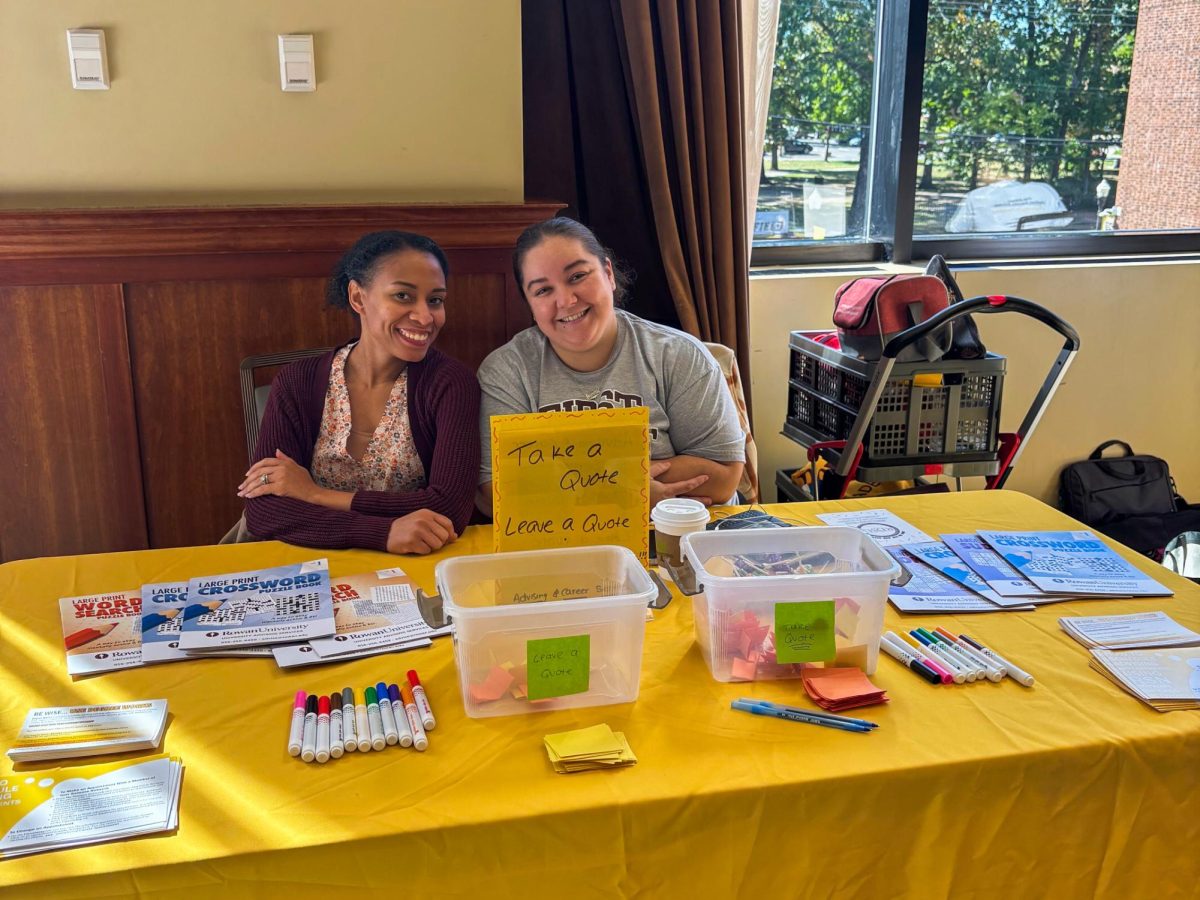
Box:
(977, 531), (1172, 597)
(178, 559), (334, 650)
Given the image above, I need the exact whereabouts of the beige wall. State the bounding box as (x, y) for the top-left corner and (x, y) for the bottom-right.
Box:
(750, 259), (1200, 504)
(0, 0), (523, 207)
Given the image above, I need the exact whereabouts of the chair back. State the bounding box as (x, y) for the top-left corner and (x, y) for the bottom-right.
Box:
(703, 342), (759, 503)
(239, 347), (333, 463)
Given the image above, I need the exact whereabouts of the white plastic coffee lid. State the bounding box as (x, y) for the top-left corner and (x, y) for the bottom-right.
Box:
(651, 498), (709, 531)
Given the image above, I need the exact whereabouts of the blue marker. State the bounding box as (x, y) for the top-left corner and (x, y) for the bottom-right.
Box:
(731, 699), (873, 733)
(375, 681), (400, 745)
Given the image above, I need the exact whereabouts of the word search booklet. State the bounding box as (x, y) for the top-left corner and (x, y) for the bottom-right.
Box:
(179, 559), (334, 650)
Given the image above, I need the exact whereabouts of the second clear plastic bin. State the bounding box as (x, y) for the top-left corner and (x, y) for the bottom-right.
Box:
(435, 545), (655, 718)
(680, 526), (899, 681)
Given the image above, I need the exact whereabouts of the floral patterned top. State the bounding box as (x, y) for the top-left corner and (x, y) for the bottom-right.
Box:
(311, 345), (426, 494)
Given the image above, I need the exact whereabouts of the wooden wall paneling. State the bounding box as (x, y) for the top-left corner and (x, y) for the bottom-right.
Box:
(125, 277), (361, 550)
(0, 284), (148, 562)
(0, 203), (564, 557)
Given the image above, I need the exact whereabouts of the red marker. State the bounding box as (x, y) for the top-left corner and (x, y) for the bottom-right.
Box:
(407, 670), (436, 731)
(315, 695), (331, 764)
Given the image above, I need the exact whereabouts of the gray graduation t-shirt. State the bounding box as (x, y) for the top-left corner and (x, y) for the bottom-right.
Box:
(478, 310), (745, 482)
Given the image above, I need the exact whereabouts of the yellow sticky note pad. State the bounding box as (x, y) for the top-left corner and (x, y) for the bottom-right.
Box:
(492, 407), (650, 564)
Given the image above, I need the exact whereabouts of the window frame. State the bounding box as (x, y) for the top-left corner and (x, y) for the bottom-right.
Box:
(750, 0), (1200, 266)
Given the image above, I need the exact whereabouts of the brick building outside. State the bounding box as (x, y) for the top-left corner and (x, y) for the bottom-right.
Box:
(1115, 0), (1200, 229)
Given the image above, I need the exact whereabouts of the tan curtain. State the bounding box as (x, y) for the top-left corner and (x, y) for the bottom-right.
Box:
(743, 0), (781, 255)
(616, 0), (752, 399)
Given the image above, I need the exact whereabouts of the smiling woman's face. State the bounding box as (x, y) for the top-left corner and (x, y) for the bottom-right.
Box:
(348, 249), (447, 364)
(520, 235), (618, 370)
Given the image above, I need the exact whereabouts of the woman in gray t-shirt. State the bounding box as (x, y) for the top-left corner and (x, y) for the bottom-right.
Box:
(476, 217), (745, 516)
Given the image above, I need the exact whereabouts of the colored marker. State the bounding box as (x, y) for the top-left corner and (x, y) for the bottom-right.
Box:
(740, 698), (878, 729)
(919, 628), (984, 679)
(301, 694), (318, 762)
(354, 690), (371, 752)
(879, 635), (943, 684)
(315, 695), (331, 763)
(407, 670), (436, 730)
(911, 631), (974, 682)
(287, 691), (306, 757)
(388, 684), (413, 748)
(960, 634), (1035, 687)
(364, 686), (386, 751)
(731, 699), (872, 733)
(934, 628), (1005, 682)
(341, 687), (358, 752)
(887, 631), (956, 683)
(400, 683), (429, 751)
(375, 681), (400, 745)
(328, 693), (344, 759)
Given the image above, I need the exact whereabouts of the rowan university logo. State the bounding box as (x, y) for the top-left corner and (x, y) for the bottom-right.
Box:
(539, 390), (659, 439)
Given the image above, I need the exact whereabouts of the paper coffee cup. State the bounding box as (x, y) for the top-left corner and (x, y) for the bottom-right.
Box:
(651, 499), (709, 566)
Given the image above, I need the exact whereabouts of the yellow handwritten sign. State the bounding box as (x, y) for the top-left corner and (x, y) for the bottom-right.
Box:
(491, 407), (650, 564)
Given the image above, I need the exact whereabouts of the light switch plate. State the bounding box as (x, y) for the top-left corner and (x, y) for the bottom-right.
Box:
(66, 28), (110, 90)
(278, 34), (315, 92)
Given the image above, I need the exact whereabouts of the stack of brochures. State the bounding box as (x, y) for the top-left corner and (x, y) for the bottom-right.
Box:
(60, 562), (449, 676)
(1088, 647), (1200, 711)
(0, 754), (183, 858)
(1060, 611), (1200, 650)
(6, 700), (168, 763)
(272, 570), (450, 669)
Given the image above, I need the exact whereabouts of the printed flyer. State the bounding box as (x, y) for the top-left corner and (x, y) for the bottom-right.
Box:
(0, 754), (182, 858)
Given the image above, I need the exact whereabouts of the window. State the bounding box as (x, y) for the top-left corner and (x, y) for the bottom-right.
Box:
(753, 0), (1200, 263)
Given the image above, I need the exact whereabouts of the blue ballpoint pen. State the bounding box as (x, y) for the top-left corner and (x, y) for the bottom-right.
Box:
(731, 700), (873, 733)
(739, 698), (878, 729)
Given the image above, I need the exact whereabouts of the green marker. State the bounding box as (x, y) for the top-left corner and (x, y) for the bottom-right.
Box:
(364, 685), (386, 750)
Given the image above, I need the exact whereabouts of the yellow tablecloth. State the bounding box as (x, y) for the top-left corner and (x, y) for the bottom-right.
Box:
(1, 491), (1197, 899)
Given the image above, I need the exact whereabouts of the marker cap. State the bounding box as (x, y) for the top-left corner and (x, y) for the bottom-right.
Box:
(407, 670), (422, 687)
(365, 686), (377, 705)
(400, 683), (415, 705)
(294, 691), (307, 709)
(342, 687), (354, 706)
(375, 681), (389, 700)
(388, 683), (401, 703)
(318, 695), (330, 716)
(306, 695), (318, 714)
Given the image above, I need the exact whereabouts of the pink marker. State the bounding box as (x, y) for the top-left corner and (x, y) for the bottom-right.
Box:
(886, 631), (954, 684)
(287, 691), (306, 757)
(407, 670), (436, 731)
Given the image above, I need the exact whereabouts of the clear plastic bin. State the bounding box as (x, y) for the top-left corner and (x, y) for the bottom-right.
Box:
(681, 526), (899, 681)
(435, 545), (655, 718)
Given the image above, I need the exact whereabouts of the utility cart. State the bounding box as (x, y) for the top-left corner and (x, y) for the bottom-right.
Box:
(782, 295), (1081, 500)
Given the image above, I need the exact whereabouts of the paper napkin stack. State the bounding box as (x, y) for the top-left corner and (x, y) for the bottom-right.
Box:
(801, 666), (888, 711)
(543, 724), (637, 773)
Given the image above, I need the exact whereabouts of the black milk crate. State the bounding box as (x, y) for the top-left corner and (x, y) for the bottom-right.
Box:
(785, 331), (1006, 469)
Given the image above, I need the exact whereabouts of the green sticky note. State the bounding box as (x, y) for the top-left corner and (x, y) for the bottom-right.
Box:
(774, 601), (836, 664)
(527, 635), (591, 701)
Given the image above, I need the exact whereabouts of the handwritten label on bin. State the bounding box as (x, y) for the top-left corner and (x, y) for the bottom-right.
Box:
(527, 635), (591, 701)
(774, 601), (836, 664)
(491, 407), (650, 564)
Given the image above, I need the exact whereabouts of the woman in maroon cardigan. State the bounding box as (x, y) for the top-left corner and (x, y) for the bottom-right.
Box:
(236, 231), (480, 554)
